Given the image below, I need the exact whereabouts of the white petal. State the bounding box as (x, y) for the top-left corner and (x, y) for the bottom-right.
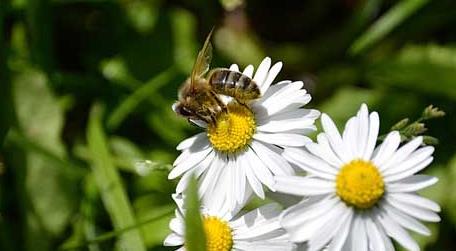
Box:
(254, 132), (312, 147)
(281, 197), (344, 242)
(256, 108), (318, 125)
(244, 155), (265, 199)
(355, 104), (369, 159)
(375, 210), (420, 251)
(169, 148), (213, 179)
(308, 206), (353, 251)
(387, 175), (438, 192)
(234, 157), (247, 204)
(275, 176), (334, 196)
(381, 136), (423, 172)
(256, 80), (292, 103)
(259, 92), (311, 118)
(169, 217), (184, 235)
(257, 116), (316, 133)
(260, 61), (283, 95)
(301, 202), (348, 245)
(175, 170), (192, 194)
(234, 217), (282, 240)
(342, 117), (358, 158)
(283, 147), (338, 179)
(321, 113), (351, 163)
(364, 217), (386, 251)
(227, 157), (237, 208)
(389, 193), (440, 212)
(384, 157), (433, 183)
(231, 203), (281, 229)
(257, 81), (302, 106)
(381, 201), (431, 235)
(253, 57), (271, 85)
(383, 145), (433, 175)
(351, 214), (368, 251)
(189, 119), (207, 128)
(363, 111), (379, 160)
(230, 64), (240, 72)
(372, 131), (401, 168)
(163, 233), (184, 246)
(326, 209), (353, 251)
(246, 149), (275, 190)
(243, 65), (254, 77)
(314, 134), (345, 168)
(199, 155), (223, 197)
(250, 141), (294, 176)
(378, 224), (395, 251)
(234, 241), (295, 251)
(385, 196), (440, 222)
(176, 133), (208, 150)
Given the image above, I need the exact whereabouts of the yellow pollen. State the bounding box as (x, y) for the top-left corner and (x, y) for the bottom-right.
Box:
(336, 159), (384, 209)
(207, 103), (256, 153)
(202, 216), (233, 251)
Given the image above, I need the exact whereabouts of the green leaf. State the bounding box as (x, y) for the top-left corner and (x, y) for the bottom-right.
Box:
(215, 27), (265, 67)
(60, 174), (101, 251)
(134, 194), (175, 247)
(87, 104), (147, 251)
(171, 8), (198, 74)
(446, 156), (456, 226)
(107, 67), (176, 131)
(124, 0), (160, 34)
(185, 175), (206, 251)
(8, 68), (79, 251)
(350, 0), (430, 55)
(367, 44), (456, 100)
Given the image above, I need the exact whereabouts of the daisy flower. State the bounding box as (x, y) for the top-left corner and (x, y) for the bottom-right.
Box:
(275, 104), (440, 251)
(164, 194), (296, 251)
(170, 57), (320, 207)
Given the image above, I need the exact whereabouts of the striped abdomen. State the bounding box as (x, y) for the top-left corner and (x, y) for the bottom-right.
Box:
(208, 69), (261, 102)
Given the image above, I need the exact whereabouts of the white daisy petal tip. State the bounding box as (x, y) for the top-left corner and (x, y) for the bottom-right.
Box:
(229, 64), (239, 72)
(243, 64), (254, 77)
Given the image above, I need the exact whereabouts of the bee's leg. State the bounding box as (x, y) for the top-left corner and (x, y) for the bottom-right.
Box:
(233, 98), (250, 109)
(211, 114), (217, 125)
(212, 93), (227, 114)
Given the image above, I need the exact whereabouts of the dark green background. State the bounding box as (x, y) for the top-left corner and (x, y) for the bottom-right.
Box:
(1, 0), (455, 250)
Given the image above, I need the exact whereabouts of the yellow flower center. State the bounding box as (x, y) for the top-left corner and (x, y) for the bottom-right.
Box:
(336, 159), (384, 209)
(203, 216), (233, 251)
(207, 103), (256, 153)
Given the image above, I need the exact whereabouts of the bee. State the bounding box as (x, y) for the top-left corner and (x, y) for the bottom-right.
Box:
(174, 30), (261, 124)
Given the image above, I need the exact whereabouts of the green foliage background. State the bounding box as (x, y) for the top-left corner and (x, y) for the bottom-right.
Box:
(1, 0), (455, 250)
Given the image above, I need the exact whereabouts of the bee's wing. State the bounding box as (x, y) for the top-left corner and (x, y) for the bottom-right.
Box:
(190, 29), (213, 89)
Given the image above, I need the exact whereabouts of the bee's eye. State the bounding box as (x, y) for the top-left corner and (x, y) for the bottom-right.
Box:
(178, 106), (193, 116)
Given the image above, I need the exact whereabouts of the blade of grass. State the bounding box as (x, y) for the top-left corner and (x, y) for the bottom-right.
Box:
(82, 175), (102, 251)
(6, 129), (86, 177)
(73, 144), (172, 174)
(59, 205), (174, 250)
(350, 0), (430, 55)
(185, 175), (206, 251)
(87, 104), (146, 251)
(107, 67), (176, 131)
